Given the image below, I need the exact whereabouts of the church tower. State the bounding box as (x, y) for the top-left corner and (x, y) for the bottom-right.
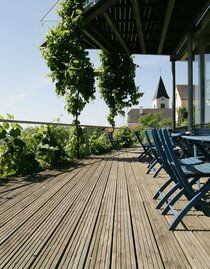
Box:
(152, 76), (169, 109)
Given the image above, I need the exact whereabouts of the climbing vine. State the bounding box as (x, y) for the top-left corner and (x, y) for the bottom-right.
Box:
(41, 0), (95, 157)
(97, 51), (143, 129)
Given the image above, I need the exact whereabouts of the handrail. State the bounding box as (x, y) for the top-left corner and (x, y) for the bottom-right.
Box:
(84, 0), (100, 11)
(0, 118), (120, 129)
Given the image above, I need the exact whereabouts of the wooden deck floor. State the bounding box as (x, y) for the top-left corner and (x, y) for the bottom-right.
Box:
(0, 148), (210, 269)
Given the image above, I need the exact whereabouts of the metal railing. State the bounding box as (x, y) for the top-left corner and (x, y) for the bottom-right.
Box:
(83, 0), (99, 10)
(0, 118), (120, 130)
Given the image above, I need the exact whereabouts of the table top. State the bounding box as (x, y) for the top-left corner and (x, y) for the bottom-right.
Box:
(182, 135), (210, 143)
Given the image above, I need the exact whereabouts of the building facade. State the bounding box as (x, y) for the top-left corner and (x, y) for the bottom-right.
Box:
(175, 85), (196, 121)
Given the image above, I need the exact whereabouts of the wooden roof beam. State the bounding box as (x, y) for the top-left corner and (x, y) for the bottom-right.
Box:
(103, 12), (130, 54)
(83, 26), (112, 54)
(131, 0), (146, 54)
(158, 0), (175, 54)
(85, 0), (118, 23)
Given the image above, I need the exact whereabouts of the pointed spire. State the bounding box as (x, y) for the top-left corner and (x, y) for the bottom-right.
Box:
(153, 76), (169, 99)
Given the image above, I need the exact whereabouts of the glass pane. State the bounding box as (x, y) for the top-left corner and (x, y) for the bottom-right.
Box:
(205, 54), (210, 123)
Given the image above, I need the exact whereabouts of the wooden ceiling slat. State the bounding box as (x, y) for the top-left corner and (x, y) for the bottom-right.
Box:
(131, 0), (146, 53)
(83, 0), (210, 57)
(84, 25), (113, 54)
(103, 12), (130, 53)
(85, 0), (118, 23)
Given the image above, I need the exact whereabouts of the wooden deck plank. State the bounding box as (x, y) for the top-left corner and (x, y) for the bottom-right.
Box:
(0, 158), (98, 268)
(29, 157), (112, 268)
(59, 159), (113, 268)
(0, 148), (209, 269)
(111, 156), (137, 269)
(131, 154), (192, 269)
(124, 153), (164, 269)
(84, 156), (118, 268)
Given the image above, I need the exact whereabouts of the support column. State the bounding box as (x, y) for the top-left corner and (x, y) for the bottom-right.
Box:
(188, 32), (193, 132)
(199, 37), (205, 126)
(171, 59), (176, 130)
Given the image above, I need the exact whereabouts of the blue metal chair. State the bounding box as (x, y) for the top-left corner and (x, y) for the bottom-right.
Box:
(152, 129), (203, 210)
(145, 129), (163, 177)
(134, 130), (154, 161)
(160, 129), (210, 231)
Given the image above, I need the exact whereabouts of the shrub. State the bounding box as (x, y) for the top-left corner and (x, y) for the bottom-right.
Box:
(89, 131), (110, 155)
(35, 125), (70, 166)
(65, 126), (87, 159)
(0, 115), (41, 176)
(114, 126), (134, 148)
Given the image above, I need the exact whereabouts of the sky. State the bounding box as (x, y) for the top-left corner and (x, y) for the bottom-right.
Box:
(0, 0), (189, 127)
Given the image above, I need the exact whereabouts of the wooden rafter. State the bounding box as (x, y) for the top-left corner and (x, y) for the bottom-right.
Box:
(103, 12), (130, 53)
(158, 0), (175, 54)
(84, 0), (118, 23)
(131, 0), (146, 54)
(83, 26), (112, 54)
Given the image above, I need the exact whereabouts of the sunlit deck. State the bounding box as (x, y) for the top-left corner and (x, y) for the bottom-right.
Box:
(0, 148), (210, 269)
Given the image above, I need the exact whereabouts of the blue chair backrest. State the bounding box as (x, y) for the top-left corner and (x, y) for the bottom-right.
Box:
(135, 130), (145, 148)
(152, 128), (173, 177)
(160, 129), (195, 198)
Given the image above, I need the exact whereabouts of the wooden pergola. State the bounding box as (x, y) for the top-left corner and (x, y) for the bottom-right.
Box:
(83, 0), (210, 130)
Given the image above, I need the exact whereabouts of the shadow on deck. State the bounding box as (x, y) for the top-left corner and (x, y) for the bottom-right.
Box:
(0, 148), (210, 268)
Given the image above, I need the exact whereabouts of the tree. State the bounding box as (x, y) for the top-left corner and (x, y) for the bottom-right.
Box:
(138, 112), (172, 132)
(97, 51), (143, 129)
(41, 0), (95, 157)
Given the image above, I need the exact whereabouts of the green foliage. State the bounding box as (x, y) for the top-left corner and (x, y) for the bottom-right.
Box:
(177, 106), (195, 127)
(0, 115), (137, 177)
(23, 125), (69, 166)
(65, 125), (87, 159)
(138, 112), (172, 129)
(177, 107), (188, 126)
(0, 116), (41, 176)
(41, 0), (95, 157)
(136, 112), (172, 141)
(97, 51), (143, 127)
(114, 126), (133, 148)
(88, 131), (110, 155)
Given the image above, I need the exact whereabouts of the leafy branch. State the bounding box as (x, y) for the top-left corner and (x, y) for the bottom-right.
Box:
(41, 0), (95, 157)
(97, 51), (143, 129)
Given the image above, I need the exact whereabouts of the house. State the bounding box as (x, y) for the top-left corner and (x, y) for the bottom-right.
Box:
(127, 108), (172, 129)
(175, 85), (196, 120)
(127, 76), (172, 129)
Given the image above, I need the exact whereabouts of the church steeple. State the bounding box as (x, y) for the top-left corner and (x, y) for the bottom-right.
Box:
(152, 76), (169, 109)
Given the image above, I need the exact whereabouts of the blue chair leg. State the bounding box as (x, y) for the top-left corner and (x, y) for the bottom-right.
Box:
(161, 177), (199, 214)
(146, 159), (157, 174)
(169, 186), (210, 231)
(153, 164), (163, 178)
(147, 159), (155, 168)
(156, 182), (180, 209)
(153, 177), (173, 199)
(138, 152), (145, 161)
(161, 188), (185, 214)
